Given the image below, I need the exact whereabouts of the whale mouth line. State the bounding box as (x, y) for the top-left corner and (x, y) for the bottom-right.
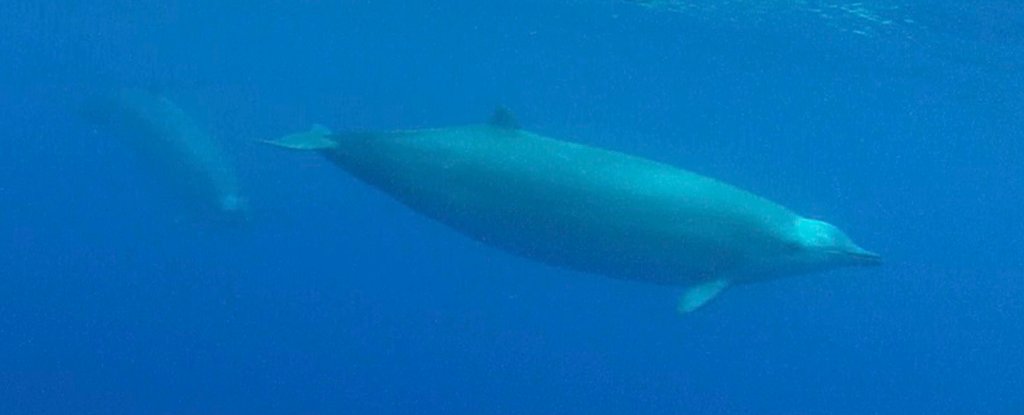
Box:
(837, 249), (882, 265)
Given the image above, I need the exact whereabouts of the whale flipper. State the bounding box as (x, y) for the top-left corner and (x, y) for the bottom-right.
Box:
(678, 279), (730, 313)
(263, 124), (337, 150)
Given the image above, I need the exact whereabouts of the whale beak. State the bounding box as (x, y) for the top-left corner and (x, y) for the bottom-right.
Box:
(844, 246), (882, 265)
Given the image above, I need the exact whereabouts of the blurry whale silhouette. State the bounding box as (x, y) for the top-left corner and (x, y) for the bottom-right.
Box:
(267, 108), (879, 312)
(83, 88), (247, 221)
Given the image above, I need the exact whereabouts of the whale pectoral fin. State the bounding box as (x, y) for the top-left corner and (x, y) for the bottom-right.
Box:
(678, 279), (731, 314)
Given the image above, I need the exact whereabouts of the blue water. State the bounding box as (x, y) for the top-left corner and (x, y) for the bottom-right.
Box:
(2, 1), (1022, 413)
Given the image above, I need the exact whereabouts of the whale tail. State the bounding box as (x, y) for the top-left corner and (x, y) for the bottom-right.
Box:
(262, 124), (337, 150)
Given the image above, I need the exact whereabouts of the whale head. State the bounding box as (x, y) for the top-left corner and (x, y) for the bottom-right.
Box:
(217, 194), (250, 221)
(786, 218), (881, 273)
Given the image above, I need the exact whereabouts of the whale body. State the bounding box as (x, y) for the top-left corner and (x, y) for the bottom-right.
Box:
(85, 88), (246, 220)
(268, 109), (879, 312)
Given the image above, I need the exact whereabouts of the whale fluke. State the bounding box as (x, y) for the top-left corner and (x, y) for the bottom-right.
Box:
(263, 124), (337, 150)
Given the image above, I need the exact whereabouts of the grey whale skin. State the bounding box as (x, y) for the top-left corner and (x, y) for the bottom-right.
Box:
(268, 110), (879, 312)
(84, 88), (246, 219)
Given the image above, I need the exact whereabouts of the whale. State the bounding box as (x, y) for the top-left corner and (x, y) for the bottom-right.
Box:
(267, 108), (879, 312)
(83, 88), (246, 220)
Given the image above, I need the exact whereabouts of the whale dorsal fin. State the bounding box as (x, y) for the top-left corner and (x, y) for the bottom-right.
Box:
(309, 123), (332, 135)
(489, 106), (520, 130)
(678, 279), (730, 314)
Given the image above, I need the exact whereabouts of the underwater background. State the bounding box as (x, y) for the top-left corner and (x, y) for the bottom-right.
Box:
(1, 1), (1022, 413)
